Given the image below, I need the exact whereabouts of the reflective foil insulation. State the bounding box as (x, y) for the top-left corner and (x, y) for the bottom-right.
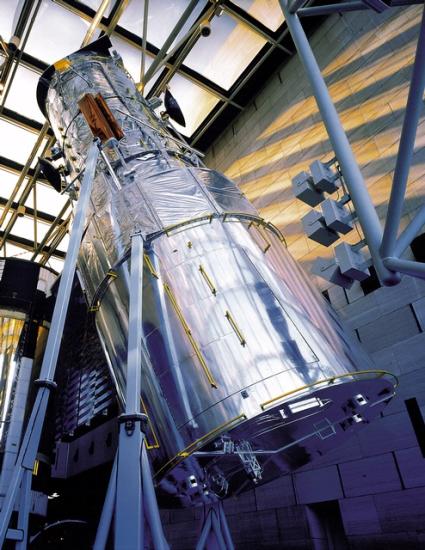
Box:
(37, 37), (397, 507)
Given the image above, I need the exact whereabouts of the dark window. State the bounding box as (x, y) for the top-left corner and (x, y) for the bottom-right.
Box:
(405, 398), (425, 458)
(322, 289), (330, 303)
(360, 265), (381, 295)
(306, 501), (349, 550)
(411, 233), (425, 262)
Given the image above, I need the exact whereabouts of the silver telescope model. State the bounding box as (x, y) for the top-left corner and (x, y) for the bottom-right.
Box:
(36, 37), (397, 507)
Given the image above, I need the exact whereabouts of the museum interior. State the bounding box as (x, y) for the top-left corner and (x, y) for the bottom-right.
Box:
(0, 0), (425, 548)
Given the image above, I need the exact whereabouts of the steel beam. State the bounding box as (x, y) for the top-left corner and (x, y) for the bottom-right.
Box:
(0, 0), (42, 114)
(279, 0), (399, 285)
(141, 443), (169, 549)
(0, 231), (66, 260)
(393, 204), (425, 257)
(147, 3), (216, 97)
(384, 256), (425, 279)
(1, 106), (44, 134)
(93, 455), (117, 550)
(196, 504), (234, 550)
(140, 0), (149, 85)
(0, 135), (55, 251)
(114, 232), (145, 549)
(381, 2), (425, 257)
(223, 2), (292, 54)
(191, 25), (290, 145)
(0, 141), (99, 547)
(0, 194), (65, 225)
(81, 0), (111, 47)
(218, 502), (234, 550)
(298, 1), (368, 16)
(298, 0), (423, 16)
(0, 122), (49, 228)
(289, 0), (310, 13)
(15, 469), (32, 550)
(39, 215), (71, 266)
(141, 0), (199, 87)
(105, 0), (130, 36)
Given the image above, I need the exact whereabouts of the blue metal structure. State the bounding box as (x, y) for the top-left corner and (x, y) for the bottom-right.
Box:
(0, 141), (100, 547)
(2, 1), (424, 547)
(280, 0), (425, 284)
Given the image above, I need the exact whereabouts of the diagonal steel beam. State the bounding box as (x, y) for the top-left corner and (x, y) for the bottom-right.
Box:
(31, 199), (72, 260)
(0, 231), (66, 260)
(289, 0), (310, 12)
(81, 0), (111, 47)
(298, 0), (423, 17)
(0, 195), (66, 225)
(140, 0), (199, 88)
(380, 1), (425, 258)
(191, 25), (290, 146)
(105, 0), (130, 36)
(1, 0), (129, 256)
(146, 2), (217, 97)
(223, 1), (292, 54)
(0, 122), (50, 229)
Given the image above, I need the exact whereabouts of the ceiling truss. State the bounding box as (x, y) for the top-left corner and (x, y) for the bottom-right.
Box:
(0, 0), (306, 269)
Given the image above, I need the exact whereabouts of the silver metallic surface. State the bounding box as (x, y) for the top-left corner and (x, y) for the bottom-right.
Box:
(39, 39), (397, 506)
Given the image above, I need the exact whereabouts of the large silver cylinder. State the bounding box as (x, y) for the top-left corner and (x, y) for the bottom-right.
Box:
(37, 37), (397, 506)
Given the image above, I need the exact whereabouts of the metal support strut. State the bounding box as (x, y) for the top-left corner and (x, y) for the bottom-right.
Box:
(0, 140), (100, 547)
(93, 233), (169, 550)
(279, 0), (399, 286)
(196, 502), (234, 550)
(281, 0), (425, 284)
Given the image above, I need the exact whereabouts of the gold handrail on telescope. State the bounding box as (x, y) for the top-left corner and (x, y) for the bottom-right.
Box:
(199, 264), (217, 296)
(254, 224), (272, 253)
(154, 413), (247, 478)
(222, 212), (287, 246)
(163, 282), (218, 388)
(260, 369), (399, 411)
(225, 310), (246, 347)
(140, 397), (160, 450)
(163, 214), (215, 237)
(88, 254), (159, 313)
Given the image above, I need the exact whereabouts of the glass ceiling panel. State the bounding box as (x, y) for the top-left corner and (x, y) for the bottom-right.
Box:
(13, 215), (49, 242)
(1, 242), (33, 261)
(232, 0), (285, 31)
(110, 34), (154, 83)
(0, 169), (20, 199)
(0, 207), (13, 229)
(166, 73), (219, 136)
(44, 257), (63, 274)
(183, 12), (267, 90)
(0, 0), (19, 41)
(5, 63), (44, 123)
(25, 183), (69, 218)
(25, 0), (90, 64)
(119, 0), (206, 51)
(0, 120), (42, 165)
(78, 0), (113, 16)
(58, 233), (69, 253)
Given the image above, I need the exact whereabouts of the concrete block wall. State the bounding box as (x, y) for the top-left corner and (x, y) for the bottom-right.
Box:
(161, 6), (425, 549)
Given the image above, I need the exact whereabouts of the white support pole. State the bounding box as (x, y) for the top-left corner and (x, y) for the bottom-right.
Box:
(93, 454), (117, 550)
(279, 0), (400, 286)
(114, 233), (145, 549)
(384, 256), (425, 279)
(0, 140), (100, 546)
(393, 203), (425, 257)
(381, 3), (425, 257)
